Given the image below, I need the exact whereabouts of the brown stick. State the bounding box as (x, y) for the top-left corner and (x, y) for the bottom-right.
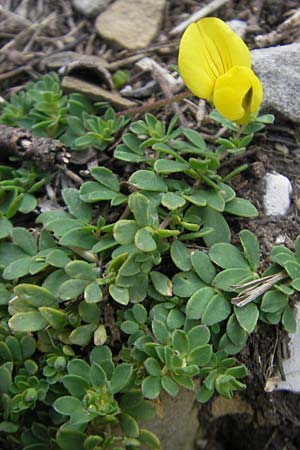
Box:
(0, 124), (70, 170)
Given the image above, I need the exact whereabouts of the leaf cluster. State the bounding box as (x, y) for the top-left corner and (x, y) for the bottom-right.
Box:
(0, 75), (296, 450)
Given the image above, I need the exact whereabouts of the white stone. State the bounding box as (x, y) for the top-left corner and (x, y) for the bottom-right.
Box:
(263, 172), (292, 216)
(73, 0), (111, 17)
(273, 306), (300, 392)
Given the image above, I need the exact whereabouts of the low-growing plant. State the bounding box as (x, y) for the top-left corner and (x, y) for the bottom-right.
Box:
(0, 18), (298, 450)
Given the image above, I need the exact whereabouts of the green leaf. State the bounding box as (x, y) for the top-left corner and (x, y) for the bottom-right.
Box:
(144, 357), (161, 376)
(183, 191), (206, 207)
(218, 334), (245, 356)
(84, 282), (102, 303)
(93, 324), (107, 346)
(56, 429), (85, 450)
(186, 287), (215, 320)
(201, 294), (231, 326)
(132, 304), (147, 324)
(191, 250), (216, 284)
(212, 268), (254, 291)
(140, 429), (161, 450)
(3, 256), (32, 279)
(90, 362), (106, 387)
(90, 166), (119, 192)
(129, 170), (167, 192)
(109, 284), (129, 305)
(234, 303), (259, 333)
(284, 260), (300, 279)
(239, 229), (260, 271)
(39, 307), (66, 330)
(69, 324), (96, 346)
(9, 311), (47, 332)
(92, 238), (117, 253)
(121, 320), (139, 334)
(150, 271), (172, 296)
(196, 384), (214, 403)
(226, 315), (248, 346)
(59, 227), (97, 250)
(113, 220), (139, 245)
(20, 335), (36, 359)
(261, 290), (288, 313)
(209, 243), (250, 269)
(166, 309), (185, 330)
(18, 193), (37, 214)
(224, 197), (258, 217)
(182, 128), (206, 149)
(135, 228), (157, 252)
(152, 320), (170, 344)
(188, 325), (210, 349)
(46, 249), (71, 268)
(0, 421), (19, 433)
(110, 363), (133, 394)
(45, 218), (80, 236)
(65, 260), (97, 281)
(54, 396), (83, 415)
(62, 188), (92, 222)
(188, 344), (212, 366)
(11, 227), (37, 255)
(120, 413), (139, 438)
(79, 181), (117, 202)
(161, 375), (179, 397)
(282, 306), (297, 333)
(192, 190), (225, 211)
(62, 375), (90, 399)
(291, 277), (300, 291)
(129, 193), (159, 228)
(67, 359), (91, 378)
(59, 279), (88, 300)
(0, 217), (12, 239)
(78, 301), (100, 323)
(161, 192), (186, 210)
(154, 159), (189, 174)
(200, 207), (231, 246)
(142, 376), (161, 399)
(172, 329), (190, 354)
(0, 364), (12, 394)
(170, 240), (191, 271)
(172, 271), (205, 297)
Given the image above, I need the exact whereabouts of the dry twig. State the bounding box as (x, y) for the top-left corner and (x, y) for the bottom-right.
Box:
(255, 7), (300, 47)
(170, 0), (230, 35)
(0, 124), (70, 170)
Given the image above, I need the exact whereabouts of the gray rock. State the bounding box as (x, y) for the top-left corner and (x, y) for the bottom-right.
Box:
(95, 0), (166, 50)
(73, 0), (111, 17)
(227, 19), (247, 38)
(263, 172), (292, 216)
(251, 43), (300, 123)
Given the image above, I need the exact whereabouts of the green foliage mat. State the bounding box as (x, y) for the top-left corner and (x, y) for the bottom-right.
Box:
(0, 73), (297, 450)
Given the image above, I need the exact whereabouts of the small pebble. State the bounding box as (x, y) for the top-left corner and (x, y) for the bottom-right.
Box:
(73, 0), (111, 17)
(263, 171), (292, 216)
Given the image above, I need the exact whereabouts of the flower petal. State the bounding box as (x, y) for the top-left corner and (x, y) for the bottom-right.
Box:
(213, 66), (263, 124)
(178, 17), (251, 99)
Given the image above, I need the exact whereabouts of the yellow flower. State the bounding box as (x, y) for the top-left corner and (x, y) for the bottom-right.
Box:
(178, 17), (263, 124)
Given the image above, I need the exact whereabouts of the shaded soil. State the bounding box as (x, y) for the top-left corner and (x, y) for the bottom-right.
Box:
(1, 1), (300, 449)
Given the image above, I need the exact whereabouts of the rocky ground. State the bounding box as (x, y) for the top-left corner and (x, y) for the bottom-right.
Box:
(1, 1), (300, 449)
